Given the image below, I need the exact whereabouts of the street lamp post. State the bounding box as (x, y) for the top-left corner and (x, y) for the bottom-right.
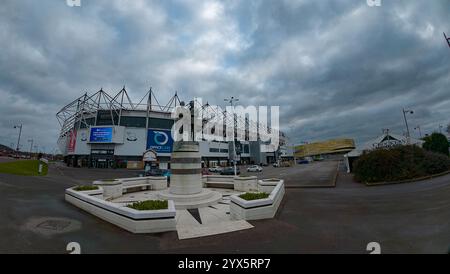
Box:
(224, 96), (239, 176)
(14, 124), (23, 152)
(402, 108), (414, 141)
(28, 139), (34, 158)
(439, 124), (443, 134)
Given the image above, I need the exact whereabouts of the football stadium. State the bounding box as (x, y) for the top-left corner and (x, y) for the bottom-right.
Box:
(56, 88), (288, 169)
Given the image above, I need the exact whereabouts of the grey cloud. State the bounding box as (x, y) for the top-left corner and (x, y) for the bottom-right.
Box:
(0, 0), (449, 152)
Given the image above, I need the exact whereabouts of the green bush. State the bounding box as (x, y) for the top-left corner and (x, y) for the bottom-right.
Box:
(127, 200), (168, 211)
(74, 185), (99, 191)
(354, 145), (450, 184)
(423, 133), (449, 156)
(239, 192), (270, 201)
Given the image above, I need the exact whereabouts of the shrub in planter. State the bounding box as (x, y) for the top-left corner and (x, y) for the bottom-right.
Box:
(74, 185), (99, 191)
(127, 200), (168, 211)
(353, 145), (450, 184)
(239, 192), (269, 201)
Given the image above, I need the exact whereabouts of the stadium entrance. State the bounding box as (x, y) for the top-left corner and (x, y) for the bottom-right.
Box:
(90, 148), (115, 169)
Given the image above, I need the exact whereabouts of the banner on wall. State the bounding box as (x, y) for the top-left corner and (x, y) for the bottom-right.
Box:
(146, 129), (174, 153)
(68, 130), (77, 153)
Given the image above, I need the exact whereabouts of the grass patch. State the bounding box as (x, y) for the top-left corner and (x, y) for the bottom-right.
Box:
(0, 160), (48, 176)
(74, 185), (99, 191)
(239, 192), (269, 201)
(127, 200), (168, 211)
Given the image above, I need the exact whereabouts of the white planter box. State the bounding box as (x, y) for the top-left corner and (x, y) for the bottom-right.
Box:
(230, 180), (285, 221)
(65, 187), (176, 234)
(93, 180), (122, 200)
(234, 176), (258, 192)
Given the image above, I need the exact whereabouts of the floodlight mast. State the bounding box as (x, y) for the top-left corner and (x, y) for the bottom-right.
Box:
(224, 96), (239, 177)
(444, 32), (450, 48)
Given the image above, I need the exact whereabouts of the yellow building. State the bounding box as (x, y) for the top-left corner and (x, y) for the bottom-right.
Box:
(294, 139), (355, 158)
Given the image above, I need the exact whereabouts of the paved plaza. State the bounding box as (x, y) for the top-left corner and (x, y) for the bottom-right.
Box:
(1, 160), (450, 253)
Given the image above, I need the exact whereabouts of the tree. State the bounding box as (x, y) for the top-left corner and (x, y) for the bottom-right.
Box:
(422, 133), (449, 156)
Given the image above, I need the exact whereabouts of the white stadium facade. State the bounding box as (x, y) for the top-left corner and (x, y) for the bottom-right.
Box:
(56, 88), (289, 169)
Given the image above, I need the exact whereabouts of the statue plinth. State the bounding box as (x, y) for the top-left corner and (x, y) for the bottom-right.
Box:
(169, 141), (202, 195)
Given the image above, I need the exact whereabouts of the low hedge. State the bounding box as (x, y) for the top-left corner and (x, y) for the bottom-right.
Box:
(127, 200), (168, 211)
(74, 185), (99, 191)
(239, 192), (269, 201)
(354, 145), (450, 184)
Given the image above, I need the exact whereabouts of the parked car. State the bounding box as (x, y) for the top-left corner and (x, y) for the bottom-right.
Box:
(144, 168), (171, 177)
(208, 166), (223, 173)
(220, 167), (240, 175)
(272, 162), (280, 168)
(162, 169), (171, 177)
(247, 165), (263, 172)
(297, 159), (310, 165)
(313, 156), (325, 161)
(202, 168), (211, 176)
(144, 169), (163, 177)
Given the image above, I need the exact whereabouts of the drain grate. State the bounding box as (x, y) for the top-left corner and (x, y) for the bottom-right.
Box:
(37, 220), (71, 231)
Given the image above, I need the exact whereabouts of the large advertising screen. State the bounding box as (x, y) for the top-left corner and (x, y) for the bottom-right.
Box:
(89, 127), (113, 143)
(147, 129), (174, 153)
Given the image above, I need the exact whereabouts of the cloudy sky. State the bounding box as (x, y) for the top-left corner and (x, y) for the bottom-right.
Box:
(1, 0), (449, 153)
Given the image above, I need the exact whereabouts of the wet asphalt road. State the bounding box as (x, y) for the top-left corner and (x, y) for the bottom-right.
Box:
(240, 161), (338, 187)
(1, 160), (450, 254)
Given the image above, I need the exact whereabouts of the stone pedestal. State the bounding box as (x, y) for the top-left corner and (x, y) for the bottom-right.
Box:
(170, 141), (202, 195)
(158, 141), (222, 209)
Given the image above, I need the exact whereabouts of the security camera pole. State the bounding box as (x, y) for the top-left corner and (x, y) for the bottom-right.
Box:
(224, 96), (239, 176)
(14, 124), (23, 152)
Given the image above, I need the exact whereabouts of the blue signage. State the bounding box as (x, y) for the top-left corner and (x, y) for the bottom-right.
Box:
(90, 127), (113, 143)
(147, 129), (174, 153)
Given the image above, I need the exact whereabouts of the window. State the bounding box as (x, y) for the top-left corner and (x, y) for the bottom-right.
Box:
(220, 149), (229, 153)
(243, 145), (250, 154)
(148, 118), (174, 129)
(96, 111), (118, 126)
(120, 116), (146, 128)
(75, 117), (95, 129)
(209, 148), (220, 153)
